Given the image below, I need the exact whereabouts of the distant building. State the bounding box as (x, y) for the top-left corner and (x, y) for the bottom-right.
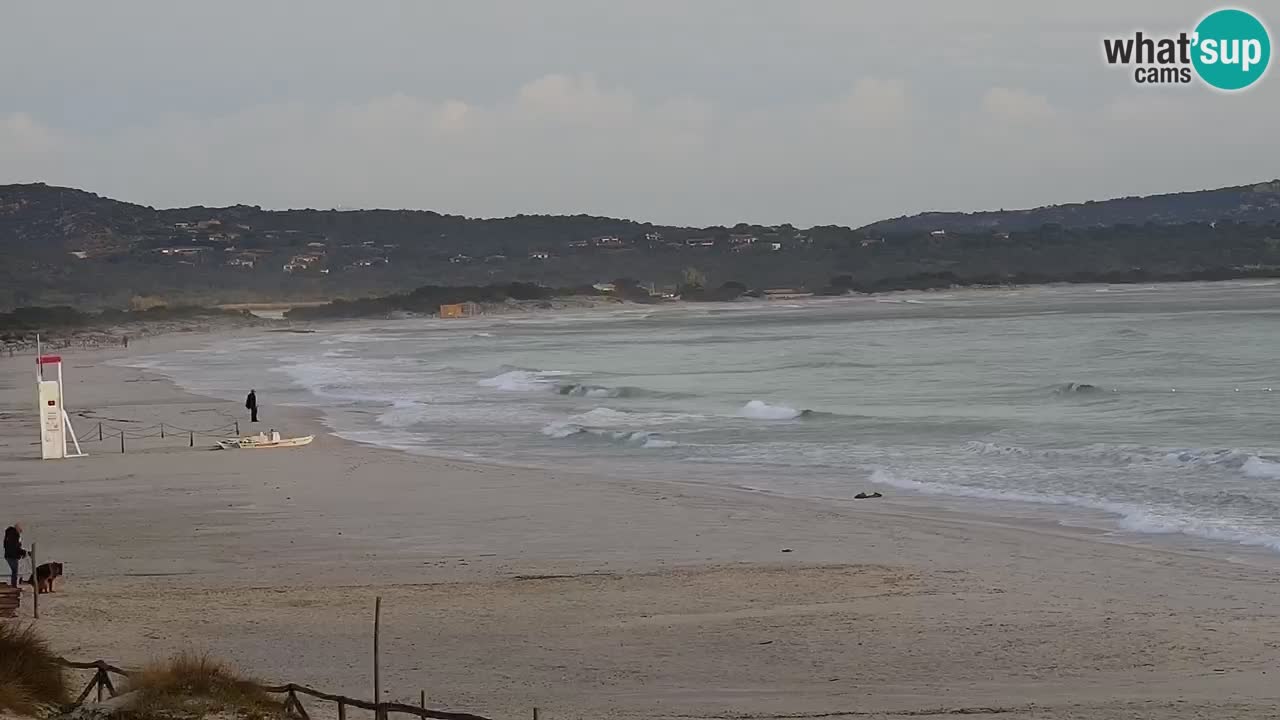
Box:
(593, 236), (626, 248)
(156, 246), (209, 257)
(439, 302), (479, 319)
(567, 239), (591, 249)
(685, 238), (715, 248)
(227, 257), (255, 269)
(529, 251), (551, 260)
(930, 229), (947, 237)
(592, 282), (617, 293)
(69, 251), (88, 260)
(449, 254), (473, 264)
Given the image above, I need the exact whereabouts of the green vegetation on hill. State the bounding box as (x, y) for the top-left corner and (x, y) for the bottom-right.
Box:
(283, 282), (605, 320)
(0, 305), (261, 344)
(3, 181), (1280, 310)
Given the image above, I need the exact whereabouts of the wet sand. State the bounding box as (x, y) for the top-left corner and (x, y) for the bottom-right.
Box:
(2, 332), (1279, 719)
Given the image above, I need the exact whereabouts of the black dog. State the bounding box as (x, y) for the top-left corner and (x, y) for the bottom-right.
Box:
(23, 561), (64, 593)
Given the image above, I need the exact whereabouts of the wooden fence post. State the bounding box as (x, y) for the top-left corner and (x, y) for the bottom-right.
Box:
(337, 699), (346, 720)
(160, 423), (165, 439)
(190, 431), (195, 447)
(373, 596), (382, 720)
(98, 422), (103, 441)
(120, 432), (125, 454)
(235, 421), (240, 435)
(31, 543), (37, 620)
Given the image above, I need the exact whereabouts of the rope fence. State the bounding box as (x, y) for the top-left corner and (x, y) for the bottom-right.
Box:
(72, 419), (244, 451)
(57, 659), (496, 720)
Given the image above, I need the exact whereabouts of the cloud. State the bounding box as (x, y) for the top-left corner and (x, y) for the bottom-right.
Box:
(982, 88), (1056, 123)
(0, 112), (63, 155)
(3, 65), (1280, 227)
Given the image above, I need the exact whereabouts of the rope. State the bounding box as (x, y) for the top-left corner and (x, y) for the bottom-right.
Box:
(73, 420), (245, 447)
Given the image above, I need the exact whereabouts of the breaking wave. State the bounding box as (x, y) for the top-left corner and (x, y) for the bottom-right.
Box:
(867, 469), (1280, 552)
(555, 382), (659, 398)
(964, 442), (1280, 479)
(477, 369), (667, 399)
(1052, 382), (1106, 395)
(739, 400), (810, 420)
(478, 369), (573, 392)
(540, 421), (676, 449)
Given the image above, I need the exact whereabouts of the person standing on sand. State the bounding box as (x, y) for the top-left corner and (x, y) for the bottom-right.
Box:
(4, 523), (26, 587)
(246, 389), (259, 423)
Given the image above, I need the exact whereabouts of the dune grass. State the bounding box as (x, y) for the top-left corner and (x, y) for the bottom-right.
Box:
(0, 621), (70, 716)
(123, 653), (284, 719)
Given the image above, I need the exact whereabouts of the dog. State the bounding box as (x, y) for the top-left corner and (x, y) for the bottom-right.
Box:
(22, 562), (64, 594)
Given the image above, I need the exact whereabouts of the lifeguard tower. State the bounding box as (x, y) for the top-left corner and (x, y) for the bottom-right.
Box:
(35, 338), (86, 460)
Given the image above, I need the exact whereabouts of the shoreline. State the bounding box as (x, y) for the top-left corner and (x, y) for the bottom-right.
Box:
(4, 330), (1280, 718)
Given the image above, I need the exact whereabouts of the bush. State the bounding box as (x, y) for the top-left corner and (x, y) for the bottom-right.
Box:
(0, 622), (70, 715)
(124, 652), (282, 719)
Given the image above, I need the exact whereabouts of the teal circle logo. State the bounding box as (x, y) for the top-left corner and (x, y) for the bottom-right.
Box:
(1192, 9), (1271, 90)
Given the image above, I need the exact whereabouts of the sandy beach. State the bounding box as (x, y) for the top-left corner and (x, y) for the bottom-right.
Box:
(3, 329), (1280, 720)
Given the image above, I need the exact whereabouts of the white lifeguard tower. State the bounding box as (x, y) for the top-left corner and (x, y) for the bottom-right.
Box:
(35, 337), (86, 460)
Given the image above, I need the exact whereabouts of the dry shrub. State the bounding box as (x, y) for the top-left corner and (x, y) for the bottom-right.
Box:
(0, 621), (70, 715)
(124, 652), (282, 719)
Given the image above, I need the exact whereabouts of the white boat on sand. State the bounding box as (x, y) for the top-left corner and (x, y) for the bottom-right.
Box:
(217, 430), (314, 450)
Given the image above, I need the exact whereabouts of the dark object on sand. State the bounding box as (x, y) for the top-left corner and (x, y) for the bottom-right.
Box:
(854, 492), (883, 500)
(24, 561), (64, 593)
(246, 389), (259, 423)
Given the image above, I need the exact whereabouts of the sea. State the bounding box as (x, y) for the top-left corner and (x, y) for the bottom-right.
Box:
(125, 281), (1280, 555)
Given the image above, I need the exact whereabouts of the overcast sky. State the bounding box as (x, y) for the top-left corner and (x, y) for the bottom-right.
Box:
(2, 1), (1277, 227)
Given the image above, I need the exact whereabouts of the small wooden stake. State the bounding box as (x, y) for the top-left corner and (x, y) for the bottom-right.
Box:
(31, 543), (37, 619)
(190, 431), (195, 447)
(373, 596), (382, 720)
(160, 423), (165, 438)
(120, 432), (125, 454)
(98, 422), (103, 441)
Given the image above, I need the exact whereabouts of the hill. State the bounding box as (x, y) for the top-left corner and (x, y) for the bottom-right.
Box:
(860, 181), (1280, 234)
(3, 180), (1280, 310)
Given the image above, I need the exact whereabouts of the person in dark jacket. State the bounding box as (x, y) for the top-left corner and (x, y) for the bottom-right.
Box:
(246, 389), (259, 423)
(4, 523), (25, 587)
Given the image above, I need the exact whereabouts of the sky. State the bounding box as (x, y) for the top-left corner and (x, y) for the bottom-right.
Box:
(2, 1), (1278, 227)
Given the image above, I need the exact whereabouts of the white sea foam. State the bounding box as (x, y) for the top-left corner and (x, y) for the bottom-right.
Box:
(867, 469), (1280, 552)
(1243, 456), (1280, 479)
(540, 420), (677, 449)
(740, 400), (803, 420)
(478, 369), (572, 392)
